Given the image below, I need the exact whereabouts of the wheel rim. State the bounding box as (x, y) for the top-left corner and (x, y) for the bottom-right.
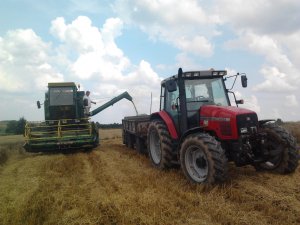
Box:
(149, 129), (161, 165)
(185, 145), (208, 182)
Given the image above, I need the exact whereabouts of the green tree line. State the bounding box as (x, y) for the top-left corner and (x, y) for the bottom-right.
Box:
(5, 117), (27, 135)
(95, 122), (122, 129)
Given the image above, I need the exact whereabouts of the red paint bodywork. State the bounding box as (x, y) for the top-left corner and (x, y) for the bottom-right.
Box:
(200, 105), (256, 140)
(153, 106), (257, 141)
(152, 111), (178, 139)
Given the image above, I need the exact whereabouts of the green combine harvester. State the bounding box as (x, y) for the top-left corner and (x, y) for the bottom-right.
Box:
(24, 82), (133, 152)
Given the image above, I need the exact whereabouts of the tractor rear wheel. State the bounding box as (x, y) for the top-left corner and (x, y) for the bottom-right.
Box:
(180, 133), (228, 184)
(255, 123), (298, 173)
(147, 120), (174, 169)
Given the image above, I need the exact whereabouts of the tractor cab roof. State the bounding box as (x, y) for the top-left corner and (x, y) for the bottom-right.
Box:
(161, 70), (227, 85)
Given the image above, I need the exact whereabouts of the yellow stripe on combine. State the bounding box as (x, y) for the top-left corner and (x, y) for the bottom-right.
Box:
(24, 118), (94, 141)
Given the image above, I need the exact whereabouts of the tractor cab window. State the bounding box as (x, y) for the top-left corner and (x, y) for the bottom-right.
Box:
(211, 79), (230, 106)
(165, 82), (179, 113)
(49, 87), (74, 106)
(185, 78), (229, 111)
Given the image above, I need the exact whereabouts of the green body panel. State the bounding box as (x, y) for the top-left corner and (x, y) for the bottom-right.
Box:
(23, 119), (99, 152)
(44, 82), (85, 120)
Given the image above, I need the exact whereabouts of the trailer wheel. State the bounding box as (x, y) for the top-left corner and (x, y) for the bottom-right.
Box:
(127, 133), (134, 149)
(180, 133), (228, 184)
(255, 123), (298, 173)
(147, 120), (174, 169)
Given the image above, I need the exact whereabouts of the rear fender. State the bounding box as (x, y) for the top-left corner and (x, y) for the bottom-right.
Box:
(179, 127), (205, 145)
(150, 111), (178, 139)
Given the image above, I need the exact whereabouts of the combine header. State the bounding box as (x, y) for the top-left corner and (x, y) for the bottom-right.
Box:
(24, 82), (133, 152)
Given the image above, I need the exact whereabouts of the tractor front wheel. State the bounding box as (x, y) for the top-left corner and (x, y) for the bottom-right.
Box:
(180, 133), (228, 184)
(255, 123), (298, 173)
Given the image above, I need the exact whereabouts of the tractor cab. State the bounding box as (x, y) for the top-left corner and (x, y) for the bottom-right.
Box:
(161, 69), (247, 135)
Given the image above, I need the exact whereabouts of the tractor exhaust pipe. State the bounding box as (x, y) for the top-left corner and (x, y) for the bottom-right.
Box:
(178, 68), (188, 134)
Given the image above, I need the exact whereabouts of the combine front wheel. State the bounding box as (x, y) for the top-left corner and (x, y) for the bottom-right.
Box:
(180, 133), (228, 184)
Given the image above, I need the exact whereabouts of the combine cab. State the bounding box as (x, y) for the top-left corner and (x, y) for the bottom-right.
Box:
(24, 82), (133, 152)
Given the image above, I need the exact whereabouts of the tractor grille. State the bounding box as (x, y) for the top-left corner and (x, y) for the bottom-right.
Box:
(236, 113), (258, 135)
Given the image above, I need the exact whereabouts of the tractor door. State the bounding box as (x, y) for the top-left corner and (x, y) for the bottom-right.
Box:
(163, 80), (181, 134)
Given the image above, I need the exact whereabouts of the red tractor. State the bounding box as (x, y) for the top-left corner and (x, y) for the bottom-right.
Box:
(122, 68), (299, 184)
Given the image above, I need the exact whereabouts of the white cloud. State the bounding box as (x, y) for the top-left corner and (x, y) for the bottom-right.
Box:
(215, 0), (300, 34)
(231, 91), (261, 113)
(175, 53), (199, 71)
(0, 29), (63, 93)
(51, 16), (105, 53)
(285, 95), (298, 107)
(113, 0), (218, 56)
(217, 0), (300, 121)
(51, 16), (131, 81)
(243, 95), (261, 114)
(253, 67), (297, 92)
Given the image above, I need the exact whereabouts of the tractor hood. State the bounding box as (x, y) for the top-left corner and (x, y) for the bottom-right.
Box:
(200, 105), (258, 140)
(200, 105), (256, 118)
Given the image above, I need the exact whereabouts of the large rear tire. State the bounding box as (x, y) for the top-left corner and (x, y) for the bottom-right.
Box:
(180, 133), (228, 184)
(255, 123), (298, 173)
(147, 120), (174, 169)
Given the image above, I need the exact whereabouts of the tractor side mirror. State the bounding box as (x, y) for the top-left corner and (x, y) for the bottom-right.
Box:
(37, 101), (41, 109)
(166, 80), (177, 92)
(236, 99), (244, 105)
(241, 75), (248, 88)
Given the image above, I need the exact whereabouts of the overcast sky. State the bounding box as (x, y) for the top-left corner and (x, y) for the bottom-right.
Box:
(0, 0), (299, 123)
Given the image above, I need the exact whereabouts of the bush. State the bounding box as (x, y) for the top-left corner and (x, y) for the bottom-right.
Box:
(5, 117), (27, 135)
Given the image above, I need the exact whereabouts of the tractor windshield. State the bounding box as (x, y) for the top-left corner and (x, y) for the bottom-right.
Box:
(49, 87), (74, 106)
(185, 78), (229, 110)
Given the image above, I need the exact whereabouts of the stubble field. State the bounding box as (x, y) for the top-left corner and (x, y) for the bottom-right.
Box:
(0, 127), (299, 225)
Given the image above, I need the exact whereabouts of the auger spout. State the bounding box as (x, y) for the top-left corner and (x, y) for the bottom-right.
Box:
(90, 91), (135, 116)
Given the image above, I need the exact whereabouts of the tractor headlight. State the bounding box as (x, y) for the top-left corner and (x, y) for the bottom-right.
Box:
(240, 127), (248, 134)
